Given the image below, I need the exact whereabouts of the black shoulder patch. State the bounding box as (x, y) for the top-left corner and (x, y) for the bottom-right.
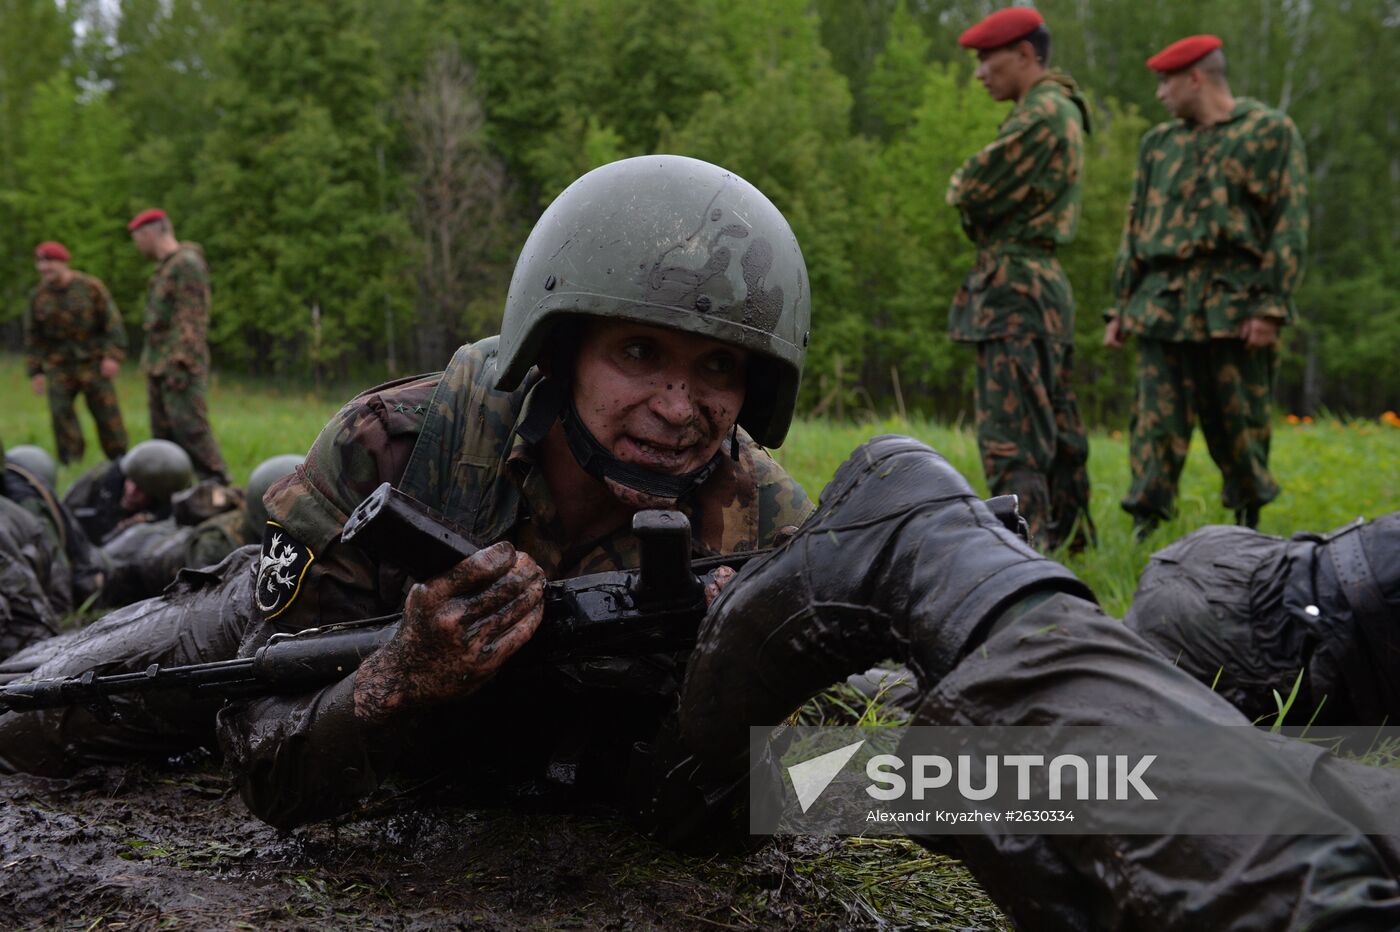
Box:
(255, 521), (316, 620)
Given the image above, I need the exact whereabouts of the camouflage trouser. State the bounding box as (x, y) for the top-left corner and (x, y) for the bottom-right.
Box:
(45, 367), (129, 464)
(147, 367), (230, 484)
(974, 336), (1094, 551)
(1122, 338), (1278, 522)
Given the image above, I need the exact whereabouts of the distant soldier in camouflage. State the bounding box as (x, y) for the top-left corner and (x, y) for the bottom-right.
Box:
(947, 8), (1094, 552)
(1106, 35), (1309, 535)
(128, 209), (231, 484)
(25, 241), (129, 465)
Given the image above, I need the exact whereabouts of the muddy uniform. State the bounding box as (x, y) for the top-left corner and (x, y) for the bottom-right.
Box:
(25, 272), (129, 463)
(0, 497), (62, 660)
(142, 244), (230, 483)
(99, 497), (255, 607)
(63, 460), (170, 545)
(1112, 98), (1309, 523)
(2, 462), (106, 617)
(948, 72), (1094, 551)
(214, 337), (813, 828)
(680, 435), (1400, 930)
(1125, 513), (1400, 725)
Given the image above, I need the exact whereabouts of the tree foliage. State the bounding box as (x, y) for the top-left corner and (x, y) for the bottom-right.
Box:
(0, 0), (1394, 418)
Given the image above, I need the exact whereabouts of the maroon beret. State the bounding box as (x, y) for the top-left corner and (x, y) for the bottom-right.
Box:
(34, 241), (71, 263)
(959, 8), (1045, 50)
(127, 208), (168, 231)
(1146, 35), (1223, 73)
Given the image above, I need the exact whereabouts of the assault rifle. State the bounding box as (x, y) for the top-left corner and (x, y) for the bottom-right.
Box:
(0, 484), (1025, 716)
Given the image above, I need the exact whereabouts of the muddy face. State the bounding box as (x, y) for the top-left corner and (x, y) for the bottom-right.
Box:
(571, 320), (747, 481)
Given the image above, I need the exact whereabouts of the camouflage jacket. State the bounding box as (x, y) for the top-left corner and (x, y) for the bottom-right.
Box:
(947, 72), (1090, 343)
(1111, 98), (1309, 342)
(256, 335), (814, 631)
(24, 272), (127, 376)
(221, 336), (814, 828)
(141, 243), (212, 377)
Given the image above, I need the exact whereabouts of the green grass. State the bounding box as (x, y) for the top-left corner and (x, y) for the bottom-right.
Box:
(5, 351), (1398, 616)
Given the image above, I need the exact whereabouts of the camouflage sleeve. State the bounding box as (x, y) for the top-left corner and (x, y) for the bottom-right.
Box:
(22, 295), (43, 377)
(1111, 136), (1154, 313)
(95, 279), (127, 362)
(217, 373), (440, 829)
(1253, 115), (1309, 321)
(166, 252), (210, 372)
(753, 449), (814, 545)
(946, 106), (1058, 229)
(257, 372), (439, 634)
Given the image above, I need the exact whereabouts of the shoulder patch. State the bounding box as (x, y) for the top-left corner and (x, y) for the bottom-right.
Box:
(255, 521), (316, 620)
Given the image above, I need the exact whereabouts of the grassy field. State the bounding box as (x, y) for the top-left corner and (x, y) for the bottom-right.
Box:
(3, 352), (1399, 928)
(5, 352), (1397, 617)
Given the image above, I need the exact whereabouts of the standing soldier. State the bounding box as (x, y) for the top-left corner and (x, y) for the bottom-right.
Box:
(127, 209), (231, 484)
(947, 8), (1094, 552)
(1106, 36), (1309, 536)
(24, 241), (129, 465)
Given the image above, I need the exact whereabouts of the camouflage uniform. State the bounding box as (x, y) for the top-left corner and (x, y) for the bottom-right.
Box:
(141, 243), (230, 483)
(0, 339), (813, 788)
(2, 463), (106, 616)
(1111, 98), (1309, 523)
(25, 272), (129, 463)
(217, 336), (814, 828)
(948, 72), (1094, 550)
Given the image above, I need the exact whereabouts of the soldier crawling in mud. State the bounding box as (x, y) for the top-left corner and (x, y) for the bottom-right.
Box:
(64, 438), (194, 545)
(5, 156), (1400, 929)
(98, 454), (300, 606)
(1106, 35), (1309, 536)
(946, 8), (1094, 552)
(0, 442), (105, 659)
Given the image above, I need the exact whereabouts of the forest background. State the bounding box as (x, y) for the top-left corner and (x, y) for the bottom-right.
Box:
(2, 0), (1397, 424)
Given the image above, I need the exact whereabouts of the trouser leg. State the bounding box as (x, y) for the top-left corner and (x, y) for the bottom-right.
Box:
(154, 368), (230, 483)
(912, 592), (1400, 931)
(147, 373), (173, 442)
(80, 370), (129, 461)
(975, 336), (1057, 549)
(1122, 338), (1195, 525)
(1196, 339), (1280, 515)
(1046, 341), (1094, 551)
(46, 373), (84, 464)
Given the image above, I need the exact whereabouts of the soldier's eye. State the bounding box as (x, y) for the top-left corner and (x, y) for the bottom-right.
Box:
(621, 340), (655, 362)
(703, 352), (739, 375)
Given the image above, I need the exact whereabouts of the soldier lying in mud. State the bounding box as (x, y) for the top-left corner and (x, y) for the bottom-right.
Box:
(4, 155), (1400, 930)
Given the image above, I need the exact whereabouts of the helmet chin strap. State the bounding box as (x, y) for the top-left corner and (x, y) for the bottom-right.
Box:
(561, 393), (722, 501)
(517, 376), (724, 502)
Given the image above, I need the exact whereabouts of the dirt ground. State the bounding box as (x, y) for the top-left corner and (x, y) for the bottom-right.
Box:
(0, 755), (1009, 931)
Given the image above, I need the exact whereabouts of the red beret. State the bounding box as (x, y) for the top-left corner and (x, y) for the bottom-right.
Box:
(34, 241), (70, 262)
(1146, 35), (1223, 73)
(959, 8), (1045, 50)
(127, 208), (168, 231)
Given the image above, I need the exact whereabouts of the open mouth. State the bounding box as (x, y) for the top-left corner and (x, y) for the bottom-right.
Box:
(620, 435), (700, 471)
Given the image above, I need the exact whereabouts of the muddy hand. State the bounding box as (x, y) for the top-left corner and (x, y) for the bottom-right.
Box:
(703, 565), (738, 608)
(354, 541), (544, 723)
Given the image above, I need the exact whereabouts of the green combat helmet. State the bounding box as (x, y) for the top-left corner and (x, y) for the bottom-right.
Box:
(495, 154), (810, 450)
(245, 454), (304, 530)
(6, 445), (58, 489)
(121, 439), (194, 504)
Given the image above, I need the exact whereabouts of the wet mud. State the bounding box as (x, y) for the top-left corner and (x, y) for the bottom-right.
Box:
(0, 758), (1008, 930)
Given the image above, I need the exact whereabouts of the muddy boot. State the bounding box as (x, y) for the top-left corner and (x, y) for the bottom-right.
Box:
(679, 434), (1091, 760)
